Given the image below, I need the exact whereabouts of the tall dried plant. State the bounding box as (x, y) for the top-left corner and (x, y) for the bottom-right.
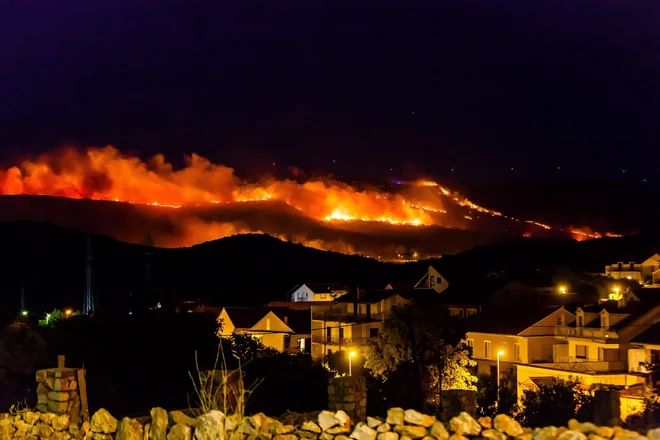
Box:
(188, 343), (262, 419)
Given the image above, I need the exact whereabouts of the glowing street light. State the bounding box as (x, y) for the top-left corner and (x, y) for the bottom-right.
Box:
(349, 350), (356, 376)
(65, 309), (72, 317)
(46, 313), (51, 324)
(558, 285), (567, 295)
(21, 310), (28, 317)
(496, 350), (505, 408)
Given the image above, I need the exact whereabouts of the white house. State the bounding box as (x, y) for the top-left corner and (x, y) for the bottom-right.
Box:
(218, 307), (294, 352)
(287, 283), (349, 302)
(605, 254), (660, 285)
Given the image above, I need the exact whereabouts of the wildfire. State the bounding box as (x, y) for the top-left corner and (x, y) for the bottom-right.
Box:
(0, 147), (623, 248)
(525, 220), (551, 230)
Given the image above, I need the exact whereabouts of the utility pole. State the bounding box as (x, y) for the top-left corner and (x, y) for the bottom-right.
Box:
(83, 236), (95, 316)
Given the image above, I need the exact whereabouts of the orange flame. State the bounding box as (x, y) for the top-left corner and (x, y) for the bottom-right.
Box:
(0, 147), (622, 249)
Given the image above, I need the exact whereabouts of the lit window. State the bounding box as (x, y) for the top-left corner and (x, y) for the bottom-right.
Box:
(513, 343), (521, 362)
(576, 344), (587, 359)
(430, 276), (436, 288)
(266, 318), (271, 330)
(466, 339), (474, 349)
(485, 341), (492, 359)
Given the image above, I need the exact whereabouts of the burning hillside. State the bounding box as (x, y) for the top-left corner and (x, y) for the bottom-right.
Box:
(0, 147), (621, 258)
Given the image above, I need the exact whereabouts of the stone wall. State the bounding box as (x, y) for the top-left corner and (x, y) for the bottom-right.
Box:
(2, 406), (658, 440)
(36, 368), (82, 424)
(327, 376), (367, 421)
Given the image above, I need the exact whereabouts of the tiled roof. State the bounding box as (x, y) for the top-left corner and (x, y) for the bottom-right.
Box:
(222, 307), (271, 329)
(467, 307), (562, 335)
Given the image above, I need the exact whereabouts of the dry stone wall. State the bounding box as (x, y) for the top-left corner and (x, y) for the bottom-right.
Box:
(1, 407), (657, 440)
(35, 369), (82, 424)
(327, 376), (367, 421)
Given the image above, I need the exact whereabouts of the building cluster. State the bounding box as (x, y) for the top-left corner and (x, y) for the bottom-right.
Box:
(212, 253), (660, 419)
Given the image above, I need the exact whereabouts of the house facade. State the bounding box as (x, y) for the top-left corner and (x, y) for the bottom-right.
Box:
(468, 301), (660, 420)
(310, 265), (471, 359)
(287, 283), (349, 302)
(218, 306), (311, 353)
(605, 254), (660, 285)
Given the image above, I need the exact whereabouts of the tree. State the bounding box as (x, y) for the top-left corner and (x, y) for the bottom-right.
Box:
(517, 377), (594, 426)
(363, 299), (475, 412)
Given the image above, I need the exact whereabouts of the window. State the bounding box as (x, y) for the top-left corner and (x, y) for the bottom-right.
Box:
(558, 315), (565, 326)
(630, 263), (635, 270)
(577, 311), (584, 327)
(576, 344), (587, 359)
(370, 328), (379, 338)
(618, 263), (623, 271)
(339, 327), (344, 340)
(485, 341), (492, 359)
(459, 309), (465, 318)
(601, 314), (609, 328)
(266, 318), (271, 331)
(513, 343), (521, 362)
(466, 339), (474, 349)
(326, 326), (331, 341)
(430, 276), (436, 289)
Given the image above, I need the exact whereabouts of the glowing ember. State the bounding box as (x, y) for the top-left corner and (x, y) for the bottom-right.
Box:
(525, 220), (551, 230)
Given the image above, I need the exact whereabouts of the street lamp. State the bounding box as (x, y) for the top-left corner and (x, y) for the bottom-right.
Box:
(558, 285), (567, 294)
(349, 351), (356, 376)
(65, 309), (72, 317)
(496, 350), (505, 408)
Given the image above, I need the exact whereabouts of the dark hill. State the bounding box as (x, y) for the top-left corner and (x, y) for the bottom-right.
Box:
(0, 221), (657, 315)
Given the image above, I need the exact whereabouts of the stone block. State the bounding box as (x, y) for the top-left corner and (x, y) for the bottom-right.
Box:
(41, 414), (57, 425)
(53, 415), (71, 431)
(386, 409), (404, 427)
(169, 412), (198, 428)
(91, 410), (118, 434)
(36, 370), (48, 383)
(149, 408), (168, 440)
(393, 426), (427, 440)
(48, 400), (69, 414)
(48, 391), (71, 402)
(38, 394), (49, 404)
(37, 404), (49, 413)
(168, 425), (192, 440)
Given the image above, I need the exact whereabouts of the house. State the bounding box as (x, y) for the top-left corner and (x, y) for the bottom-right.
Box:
(287, 283), (350, 302)
(310, 287), (426, 359)
(311, 265), (467, 359)
(605, 254), (660, 285)
(218, 307), (300, 353)
(467, 298), (660, 419)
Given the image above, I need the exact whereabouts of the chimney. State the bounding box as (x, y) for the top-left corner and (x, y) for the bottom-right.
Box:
(618, 290), (628, 308)
(284, 315), (289, 325)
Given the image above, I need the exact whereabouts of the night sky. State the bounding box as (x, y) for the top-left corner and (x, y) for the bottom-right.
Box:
(1, 1), (658, 184)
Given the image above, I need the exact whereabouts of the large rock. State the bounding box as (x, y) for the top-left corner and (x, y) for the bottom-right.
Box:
(150, 408), (168, 440)
(429, 422), (448, 440)
(53, 432), (72, 440)
(24, 412), (41, 425)
(386, 409), (404, 427)
(377, 425), (391, 434)
(169, 412), (198, 428)
(334, 412), (351, 429)
(238, 419), (259, 437)
(595, 428), (613, 439)
(168, 425), (192, 440)
(52, 415), (71, 431)
(478, 418), (492, 430)
(493, 415), (522, 437)
(351, 423), (377, 440)
(0, 419), (15, 440)
(318, 411), (339, 432)
(367, 418), (382, 429)
(320, 433), (334, 440)
(32, 423), (56, 438)
(42, 414), (58, 425)
(648, 430), (660, 440)
(249, 413), (269, 431)
(194, 411), (226, 440)
(91, 410), (118, 434)
(394, 426), (427, 439)
(377, 433), (398, 440)
(404, 411), (434, 428)
(557, 431), (587, 440)
(449, 413), (481, 436)
(303, 422), (322, 434)
(116, 418), (143, 440)
(482, 430), (506, 440)
(534, 427), (558, 440)
(15, 420), (32, 438)
(273, 436), (298, 440)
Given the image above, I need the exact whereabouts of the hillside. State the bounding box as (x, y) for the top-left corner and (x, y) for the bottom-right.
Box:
(0, 221), (658, 316)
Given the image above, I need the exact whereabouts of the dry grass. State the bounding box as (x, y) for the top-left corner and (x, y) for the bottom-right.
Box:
(188, 344), (262, 419)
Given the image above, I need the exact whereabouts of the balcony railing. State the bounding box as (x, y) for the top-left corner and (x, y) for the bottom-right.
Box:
(311, 335), (371, 346)
(312, 312), (387, 322)
(539, 358), (626, 373)
(555, 326), (619, 341)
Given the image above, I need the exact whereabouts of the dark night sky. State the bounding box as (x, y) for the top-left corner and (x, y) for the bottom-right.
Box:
(1, 0), (658, 183)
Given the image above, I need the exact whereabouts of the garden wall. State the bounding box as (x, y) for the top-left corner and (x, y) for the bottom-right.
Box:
(1, 406), (658, 440)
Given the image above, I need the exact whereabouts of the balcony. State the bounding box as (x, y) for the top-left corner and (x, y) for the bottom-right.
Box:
(312, 312), (386, 323)
(555, 326), (619, 342)
(538, 358), (626, 373)
(311, 335), (371, 347)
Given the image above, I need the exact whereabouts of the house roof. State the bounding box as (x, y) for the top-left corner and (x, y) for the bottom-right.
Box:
(222, 307), (271, 329)
(336, 287), (439, 304)
(270, 308), (311, 334)
(305, 283), (350, 293)
(630, 322), (660, 345)
(467, 307), (563, 335)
